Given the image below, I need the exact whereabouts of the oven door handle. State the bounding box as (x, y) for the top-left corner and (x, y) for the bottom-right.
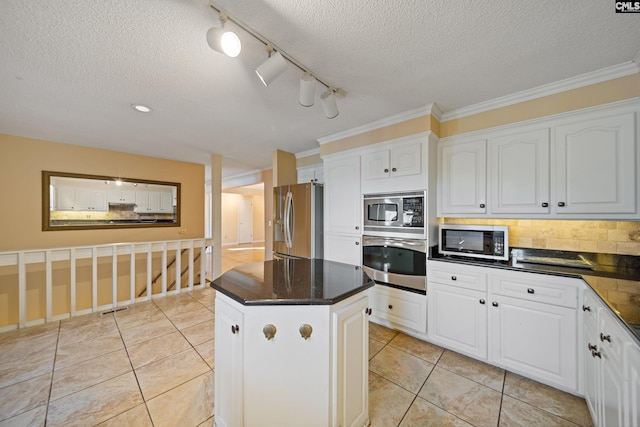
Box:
(362, 237), (427, 253)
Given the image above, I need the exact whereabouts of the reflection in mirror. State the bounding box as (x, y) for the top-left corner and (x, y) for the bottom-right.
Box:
(43, 171), (180, 231)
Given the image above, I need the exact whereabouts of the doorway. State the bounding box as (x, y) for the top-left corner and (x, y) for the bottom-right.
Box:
(238, 197), (253, 244)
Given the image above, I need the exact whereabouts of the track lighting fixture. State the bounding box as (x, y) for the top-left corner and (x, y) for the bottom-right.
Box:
(208, 2), (346, 118)
(320, 89), (339, 119)
(206, 12), (241, 58)
(255, 45), (288, 86)
(299, 72), (316, 107)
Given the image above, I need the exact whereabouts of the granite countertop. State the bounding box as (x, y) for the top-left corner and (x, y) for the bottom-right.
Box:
(211, 258), (375, 306)
(429, 247), (640, 343)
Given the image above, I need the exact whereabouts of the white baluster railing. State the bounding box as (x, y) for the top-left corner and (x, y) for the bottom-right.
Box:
(0, 238), (214, 332)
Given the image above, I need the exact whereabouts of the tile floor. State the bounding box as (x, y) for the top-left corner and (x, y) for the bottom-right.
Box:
(0, 244), (594, 426)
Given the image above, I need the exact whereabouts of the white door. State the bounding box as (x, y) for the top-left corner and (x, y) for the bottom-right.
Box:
(439, 139), (487, 215)
(238, 197), (253, 244)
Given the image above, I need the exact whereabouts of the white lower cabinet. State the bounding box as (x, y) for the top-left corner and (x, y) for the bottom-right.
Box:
(369, 285), (427, 335)
(427, 261), (580, 392)
(628, 341), (640, 427)
(214, 292), (369, 427)
(582, 287), (636, 427)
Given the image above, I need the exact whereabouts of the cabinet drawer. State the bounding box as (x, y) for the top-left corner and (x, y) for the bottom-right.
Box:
(427, 262), (487, 292)
(491, 272), (579, 308)
(369, 285), (426, 333)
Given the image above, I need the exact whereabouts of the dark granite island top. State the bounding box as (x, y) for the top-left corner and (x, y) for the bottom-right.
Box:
(210, 258), (375, 306)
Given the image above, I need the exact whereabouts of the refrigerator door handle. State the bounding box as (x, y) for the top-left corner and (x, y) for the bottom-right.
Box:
(284, 191), (293, 249)
(288, 193), (295, 248)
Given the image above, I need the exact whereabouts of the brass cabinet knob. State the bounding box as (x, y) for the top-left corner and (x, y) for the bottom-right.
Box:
(299, 324), (313, 340)
(263, 324), (277, 340)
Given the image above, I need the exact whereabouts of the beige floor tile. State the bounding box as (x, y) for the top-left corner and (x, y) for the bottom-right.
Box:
(135, 348), (211, 400)
(119, 317), (177, 347)
(499, 395), (581, 427)
(369, 322), (399, 344)
(57, 316), (120, 347)
(389, 333), (445, 364)
(114, 306), (166, 331)
(50, 348), (132, 401)
(0, 404), (46, 427)
(196, 417), (215, 427)
(503, 373), (593, 427)
(0, 373), (51, 422)
(59, 312), (112, 330)
(195, 293), (216, 310)
(46, 372), (143, 427)
(369, 338), (386, 360)
(96, 403), (153, 427)
(0, 332), (57, 366)
(370, 346), (434, 394)
(154, 294), (204, 316)
(146, 371), (215, 427)
(0, 355), (54, 389)
(438, 350), (505, 391)
(399, 396), (473, 427)
(181, 319), (215, 346)
(194, 340), (215, 369)
(0, 321), (59, 346)
(55, 334), (124, 370)
(418, 366), (501, 427)
(127, 331), (191, 369)
(166, 306), (214, 330)
(368, 371), (415, 427)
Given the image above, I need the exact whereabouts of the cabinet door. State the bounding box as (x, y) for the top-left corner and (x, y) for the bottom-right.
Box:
(582, 290), (601, 423)
(628, 342), (640, 427)
(390, 143), (421, 177)
(369, 285), (427, 333)
(324, 233), (361, 265)
(214, 294), (245, 427)
(362, 150), (390, 181)
(489, 295), (577, 390)
(324, 156), (361, 235)
(428, 283), (487, 360)
(599, 309), (628, 427)
(489, 128), (550, 214)
(555, 112), (636, 214)
(332, 296), (369, 427)
(56, 186), (76, 210)
(244, 305), (330, 427)
(439, 139), (487, 214)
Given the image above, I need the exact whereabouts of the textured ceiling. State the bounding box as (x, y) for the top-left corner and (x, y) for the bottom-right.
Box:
(1, 0), (639, 179)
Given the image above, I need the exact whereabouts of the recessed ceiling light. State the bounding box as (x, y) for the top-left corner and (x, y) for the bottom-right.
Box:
(132, 104), (152, 113)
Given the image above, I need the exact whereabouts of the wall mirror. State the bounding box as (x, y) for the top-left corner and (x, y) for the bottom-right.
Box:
(43, 171), (180, 231)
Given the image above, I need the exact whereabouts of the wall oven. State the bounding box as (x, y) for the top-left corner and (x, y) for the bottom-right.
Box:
(362, 235), (427, 294)
(363, 190), (426, 239)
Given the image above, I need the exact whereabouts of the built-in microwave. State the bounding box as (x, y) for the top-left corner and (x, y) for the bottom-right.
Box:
(363, 190), (427, 239)
(439, 224), (509, 261)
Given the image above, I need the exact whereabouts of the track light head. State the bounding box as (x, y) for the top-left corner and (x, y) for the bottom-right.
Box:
(206, 12), (241, 57)
(255, 47), (288, 86)
(299, 72), (316, 107)
(320, 89), (339, 119)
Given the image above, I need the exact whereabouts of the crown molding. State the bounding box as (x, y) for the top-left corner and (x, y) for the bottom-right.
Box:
(441, 61), (640, 121)
(318, 103), (438, 145)
(295, 147), (320, 159)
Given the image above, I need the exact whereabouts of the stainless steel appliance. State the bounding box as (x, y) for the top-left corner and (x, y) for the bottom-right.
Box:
(363, 190), (427, 239)
(439, 224), (508, 261)
(273, 182), (323, 260)
(362, 235), (427, 293)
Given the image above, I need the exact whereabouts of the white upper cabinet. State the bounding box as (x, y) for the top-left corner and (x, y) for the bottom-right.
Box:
(438, 139), (487, 215)
(361, 134), (433, 194)
(55, 186), (107, 211)
(324, 154), (361, 236)
(489, 128), (550, 214)
(438, 101), (639, 219)
(554, 111), (636, 215)
(297, 164), (323, 184)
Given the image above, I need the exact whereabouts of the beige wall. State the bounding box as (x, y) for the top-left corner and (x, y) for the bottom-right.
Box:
(272, 149), (297, 187)
(296, 153), (322, 168)
(0, 134), (205, 252)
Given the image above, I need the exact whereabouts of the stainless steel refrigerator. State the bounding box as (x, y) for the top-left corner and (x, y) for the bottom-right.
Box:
(273, 182), (323, 259)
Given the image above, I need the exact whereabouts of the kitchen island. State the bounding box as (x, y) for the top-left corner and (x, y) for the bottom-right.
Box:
(211, 258), (375, 427)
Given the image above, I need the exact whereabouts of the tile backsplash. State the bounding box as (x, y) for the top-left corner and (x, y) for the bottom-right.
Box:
(441, 219), (640, 256)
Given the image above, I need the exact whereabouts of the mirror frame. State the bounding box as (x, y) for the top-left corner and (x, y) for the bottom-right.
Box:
(42, 171), (181, 231)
